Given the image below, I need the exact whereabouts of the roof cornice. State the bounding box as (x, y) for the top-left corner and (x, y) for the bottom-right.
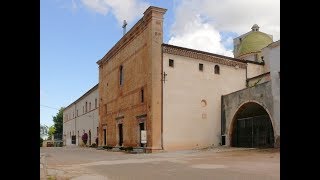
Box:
(162, 44), (247, 69)
(64, 83), (99, 111)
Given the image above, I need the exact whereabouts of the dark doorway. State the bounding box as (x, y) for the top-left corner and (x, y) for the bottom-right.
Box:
(89, 130), (91, 145)
(139, 123), (145, 147)
(118, 124), (123, 146)
(231, 102), (274, 148)
(71, 135), (76, 144)
(103, 129), (106, 146)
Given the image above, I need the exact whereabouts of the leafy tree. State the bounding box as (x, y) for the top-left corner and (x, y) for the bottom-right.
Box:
(52, 107), (64, 135)
(48, 125), (56, 140)
(40, 124), (48, 134)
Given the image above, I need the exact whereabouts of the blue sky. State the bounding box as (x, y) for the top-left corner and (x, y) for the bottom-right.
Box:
(40, 0), (279, 127)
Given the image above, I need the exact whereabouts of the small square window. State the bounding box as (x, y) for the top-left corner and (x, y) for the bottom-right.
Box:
(169, 59), (174, 67)
(199, 63), (204, 71)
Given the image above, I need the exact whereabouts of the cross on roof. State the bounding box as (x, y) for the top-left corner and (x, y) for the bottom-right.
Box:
(122, 20), (127, 35)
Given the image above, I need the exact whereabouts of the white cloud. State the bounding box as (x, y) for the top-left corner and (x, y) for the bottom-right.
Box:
(71, 0), (78, 13)
(81, 0), (149, 24)
(169, 0), (280, 56)
(81, 0), (109, 15)
(169, 15), (233, 57)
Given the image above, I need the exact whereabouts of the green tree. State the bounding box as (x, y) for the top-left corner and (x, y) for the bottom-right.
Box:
(52, 107), (64, 135)
(48, 125), (56, 140)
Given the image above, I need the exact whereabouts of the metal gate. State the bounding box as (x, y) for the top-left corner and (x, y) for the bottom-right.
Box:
(233, 115), (274, 148)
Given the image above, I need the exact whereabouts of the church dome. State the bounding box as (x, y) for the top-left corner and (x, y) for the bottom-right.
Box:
(237, 28), (273, 57)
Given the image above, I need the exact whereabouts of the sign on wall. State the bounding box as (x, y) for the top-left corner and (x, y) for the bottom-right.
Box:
(141, 130), (147, 144)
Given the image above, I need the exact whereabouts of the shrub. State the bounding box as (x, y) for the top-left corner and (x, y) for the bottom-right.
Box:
(40, 137), (43, 147)
(119, 147), (125, 151)
(90, 143), (97, 148)
(126, 147), (133, 151)
(79, 141), (85, 147)
(103, 146), (113, 149)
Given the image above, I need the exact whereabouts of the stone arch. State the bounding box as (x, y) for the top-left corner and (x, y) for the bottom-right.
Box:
(228, 100), (275, 147)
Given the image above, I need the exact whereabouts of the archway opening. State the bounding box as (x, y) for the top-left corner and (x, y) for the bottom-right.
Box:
(231, 102), (274, 148)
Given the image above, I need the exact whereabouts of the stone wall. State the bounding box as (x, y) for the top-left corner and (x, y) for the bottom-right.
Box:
(162, 46), (246, 151)
(221, 81), (280, 147)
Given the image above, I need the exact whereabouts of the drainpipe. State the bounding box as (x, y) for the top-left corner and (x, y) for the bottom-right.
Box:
(75, 103), (77, 146)
(160, 45), (164, 150)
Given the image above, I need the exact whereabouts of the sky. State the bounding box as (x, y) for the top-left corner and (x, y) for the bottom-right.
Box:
(40, 0), (280, 127)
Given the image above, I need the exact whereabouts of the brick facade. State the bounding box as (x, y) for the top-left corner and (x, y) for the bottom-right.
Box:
(97, 7), (167, 152)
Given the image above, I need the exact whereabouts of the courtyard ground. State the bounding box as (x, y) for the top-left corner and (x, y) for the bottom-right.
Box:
(40, 146), (279, 180)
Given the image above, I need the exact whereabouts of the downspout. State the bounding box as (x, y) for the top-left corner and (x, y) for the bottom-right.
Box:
(75, 103), (77, 146)
(160, 44), (164, 150)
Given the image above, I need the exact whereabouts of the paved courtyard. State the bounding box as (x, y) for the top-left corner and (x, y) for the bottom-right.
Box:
(40, 146), (279, 180)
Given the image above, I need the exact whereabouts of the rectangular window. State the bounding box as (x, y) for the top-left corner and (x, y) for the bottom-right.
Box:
(120, 65), (123, 86)
(199, 63), (204, 71)
(95, 99), (97, 108)
(83, 106), (84, 113)
(89, 102), (91, 111)
(71, 135), (76, 144)
(169, 59), (174, 67)
(77, 110), (78, 117)
(85, 102), (88, 112)
(141, 88), (144, 103)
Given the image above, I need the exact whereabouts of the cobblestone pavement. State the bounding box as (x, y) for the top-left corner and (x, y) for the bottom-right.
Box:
(40, 146), (280, 180)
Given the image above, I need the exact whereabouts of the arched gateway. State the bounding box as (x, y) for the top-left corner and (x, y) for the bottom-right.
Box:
(230, 102), (274, 148)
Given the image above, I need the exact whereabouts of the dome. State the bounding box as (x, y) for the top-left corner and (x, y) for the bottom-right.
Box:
(237, 31), (273, 57)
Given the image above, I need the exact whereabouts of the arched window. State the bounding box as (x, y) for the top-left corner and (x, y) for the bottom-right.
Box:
(214, 65), (220, 74)
(85, 102), (88, 112)
(120, 65), (124, 86)
(89, 102), (91, 111)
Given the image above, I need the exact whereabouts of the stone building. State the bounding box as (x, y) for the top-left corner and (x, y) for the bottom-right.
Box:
(96, 7), (167, 152)
(96, 6), (279, 152)
(63, 6), (280, 151)
(63, 84), (99, 146)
